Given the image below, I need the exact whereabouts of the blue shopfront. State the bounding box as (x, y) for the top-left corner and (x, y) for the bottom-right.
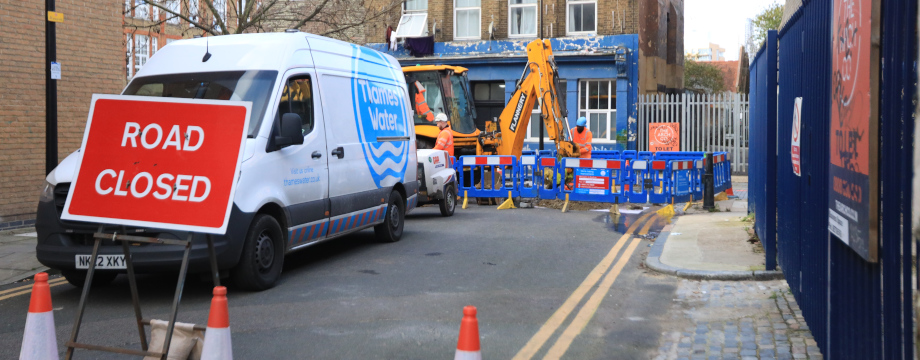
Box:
(368, 35), (640, 151)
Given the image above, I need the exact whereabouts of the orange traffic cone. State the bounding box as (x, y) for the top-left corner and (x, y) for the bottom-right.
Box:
(200, 286), (232, 360)
(726, 187), (735, 196)
(19, 272), (58, 360)
(454, 306), (482, 360)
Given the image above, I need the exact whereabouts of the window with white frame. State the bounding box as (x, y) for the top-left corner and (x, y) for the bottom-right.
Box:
(126, 34), (133, 79)
(396, 0), (428, 38)
(165, 0), (179, 24)
(567, 0), (596, 34)
(213, 0), (227, 30)
(151, 37), (158, 55)
(134, 35), (149, 75)
(578, 80), (616, 141)
(527, 80), (567, 141)
(133, 0), (149, 19)
(189, 0), (199, 23)
(509, 0), (537, 37)
(152, 3), (159, 21)
(454, 0), (480, 40)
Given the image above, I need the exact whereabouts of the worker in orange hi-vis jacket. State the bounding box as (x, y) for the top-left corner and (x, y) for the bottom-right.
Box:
(432, 113), (454, 157)
(571, 116), (593, 158)
(413, 81), (435, 121)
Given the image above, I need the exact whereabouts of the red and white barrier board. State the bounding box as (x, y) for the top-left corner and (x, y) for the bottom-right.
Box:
(62, 95), (251, 234)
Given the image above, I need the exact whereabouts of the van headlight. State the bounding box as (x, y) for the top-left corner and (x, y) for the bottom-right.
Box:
(39, 181), (54, 202)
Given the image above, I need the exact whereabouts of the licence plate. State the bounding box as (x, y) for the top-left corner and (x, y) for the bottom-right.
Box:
(75, 255), (126, 269)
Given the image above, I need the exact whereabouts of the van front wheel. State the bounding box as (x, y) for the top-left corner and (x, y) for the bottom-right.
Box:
(375, 190), (405, 243)
(232, 214), (284, 291)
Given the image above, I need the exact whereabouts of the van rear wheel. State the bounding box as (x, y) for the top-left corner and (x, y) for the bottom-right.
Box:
(439, 184), (456, 217)
(375, 190), (405, 243)
(232, 214), (284, 291)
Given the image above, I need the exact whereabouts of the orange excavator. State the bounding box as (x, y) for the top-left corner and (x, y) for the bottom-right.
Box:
(405, 39), (579, 159)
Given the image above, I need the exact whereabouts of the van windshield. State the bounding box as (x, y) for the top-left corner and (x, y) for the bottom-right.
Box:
(123, 70), (278, 137)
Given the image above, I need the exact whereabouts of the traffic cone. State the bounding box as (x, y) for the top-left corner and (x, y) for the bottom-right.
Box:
(19, 272), (58, 360)
(726, 187), (735, 196)
(200, 286), (232, 360)
(454, 306), (481, 360)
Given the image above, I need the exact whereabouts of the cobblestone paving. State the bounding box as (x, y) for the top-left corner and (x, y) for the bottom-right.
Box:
(653, 280), (823, 360)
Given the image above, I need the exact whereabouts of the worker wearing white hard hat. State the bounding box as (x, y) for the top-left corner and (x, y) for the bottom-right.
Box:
(432, 113), (454, 157)
(571, 116), (592, 158)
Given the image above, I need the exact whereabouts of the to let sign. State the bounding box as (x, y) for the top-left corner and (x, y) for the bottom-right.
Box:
(62, 95), (251, 234)
(648, 122), (680, 152)
(791, 97), (802, 176)
(828, 0), (880, 262)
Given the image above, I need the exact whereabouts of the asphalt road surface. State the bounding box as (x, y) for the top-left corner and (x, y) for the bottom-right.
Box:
(0, 205), (677, 359)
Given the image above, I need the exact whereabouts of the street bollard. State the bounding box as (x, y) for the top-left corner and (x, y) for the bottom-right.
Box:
(703, 153), (715, 210)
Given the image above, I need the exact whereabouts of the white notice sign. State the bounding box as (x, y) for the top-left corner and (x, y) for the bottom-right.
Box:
(50, 62), (61, 80)
(791, 97), (802, 176)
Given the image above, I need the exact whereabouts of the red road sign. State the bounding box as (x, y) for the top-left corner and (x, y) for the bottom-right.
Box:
(62, 95), (251, 234)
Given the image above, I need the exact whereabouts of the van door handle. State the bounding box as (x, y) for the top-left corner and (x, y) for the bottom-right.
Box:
(312, 151), (322, 159)
(331, 147), (344, 159)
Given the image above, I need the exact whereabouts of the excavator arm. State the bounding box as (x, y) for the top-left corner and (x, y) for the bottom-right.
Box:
(478, 39), (579, 159)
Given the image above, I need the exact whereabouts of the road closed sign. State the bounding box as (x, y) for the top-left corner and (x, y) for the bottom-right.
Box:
(648, 123), (680, 152)
(62, 95), (251, 234)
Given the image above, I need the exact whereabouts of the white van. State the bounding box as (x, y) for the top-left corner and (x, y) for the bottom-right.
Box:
(36, 32), (419, 290)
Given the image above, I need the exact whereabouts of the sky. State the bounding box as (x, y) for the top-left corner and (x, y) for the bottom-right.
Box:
(684, 0), (783, 61)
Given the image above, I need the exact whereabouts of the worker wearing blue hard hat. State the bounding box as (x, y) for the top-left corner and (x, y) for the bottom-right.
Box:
(571, 116), (592, 158)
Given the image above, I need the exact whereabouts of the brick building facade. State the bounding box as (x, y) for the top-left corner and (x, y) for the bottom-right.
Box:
(0, 1), (124, 230)
(366, 0), (682, 151)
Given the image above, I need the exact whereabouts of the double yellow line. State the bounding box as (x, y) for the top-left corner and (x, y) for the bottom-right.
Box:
(0, 276), (68, 302)
(513, 212), (658, 360)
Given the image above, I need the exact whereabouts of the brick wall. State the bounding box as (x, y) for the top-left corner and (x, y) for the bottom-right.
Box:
(0, 0), (123, 229)
(363, 0), (641, 44)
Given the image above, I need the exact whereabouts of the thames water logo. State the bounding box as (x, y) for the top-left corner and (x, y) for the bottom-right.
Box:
(350, 47), (410, 188)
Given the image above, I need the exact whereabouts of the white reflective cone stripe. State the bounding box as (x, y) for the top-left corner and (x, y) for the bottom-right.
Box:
(454, 350), (482, 360)
(19, 312), (58, 360)
(200, 327), (232, 360)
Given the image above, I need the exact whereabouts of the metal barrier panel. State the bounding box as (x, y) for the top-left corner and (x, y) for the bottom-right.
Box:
(647, 160), (669, 203)
(519, 155), (538, 198)
(560, 158), (624, 203)
(458, 156), (520, 198)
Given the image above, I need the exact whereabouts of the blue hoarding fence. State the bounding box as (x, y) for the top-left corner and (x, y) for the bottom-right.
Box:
(747, 0), (915, 357)
(456, 152), (732, 205)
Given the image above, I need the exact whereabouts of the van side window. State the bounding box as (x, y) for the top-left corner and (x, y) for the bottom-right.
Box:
(279, 76), (314, 135)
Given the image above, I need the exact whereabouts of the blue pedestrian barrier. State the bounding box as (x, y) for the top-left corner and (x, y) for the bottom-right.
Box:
(453, 152), (731, 205)
(670, 160), (696, 203)
(626, 159), (649, 204)
(537, 156), (562, 200)
(458, 156), (520, 199)
(647, 160), (670, 204)
(591, 150), (621, 159)
(560, 158), (625, 203)
(519, 155), (539, 199)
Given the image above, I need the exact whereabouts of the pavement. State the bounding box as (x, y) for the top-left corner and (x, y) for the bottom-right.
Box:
(653, 280), (823, 360)
(0, 228), (46, 285)
(644, 179), (784, 281)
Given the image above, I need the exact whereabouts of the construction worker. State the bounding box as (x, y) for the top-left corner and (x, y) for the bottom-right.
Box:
(413, 81), (435, 121)
(432, 113), (454, 157)
(572, 116), (593, 158)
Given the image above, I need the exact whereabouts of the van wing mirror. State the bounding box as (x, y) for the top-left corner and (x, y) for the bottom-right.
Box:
(274, 113), (305, 148)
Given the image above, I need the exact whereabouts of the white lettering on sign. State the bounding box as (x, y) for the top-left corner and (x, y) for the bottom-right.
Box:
(94, 169), (210, 202)
(121, 122), (203, 151)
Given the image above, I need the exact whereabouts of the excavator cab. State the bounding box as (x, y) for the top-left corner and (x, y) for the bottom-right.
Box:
(404, 65), (480, 155)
